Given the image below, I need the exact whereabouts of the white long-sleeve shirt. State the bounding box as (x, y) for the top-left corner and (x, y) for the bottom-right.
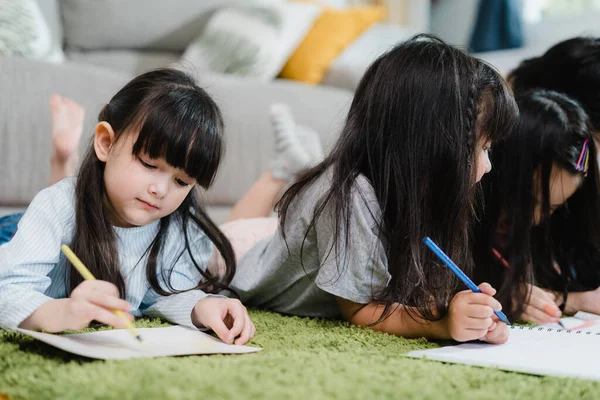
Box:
(0, 178), (215, 331)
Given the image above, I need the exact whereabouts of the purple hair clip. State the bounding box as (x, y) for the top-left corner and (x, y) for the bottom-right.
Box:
(576, 139), (590, 176)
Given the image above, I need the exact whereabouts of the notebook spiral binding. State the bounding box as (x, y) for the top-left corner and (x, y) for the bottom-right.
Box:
(510, 325), (600, 335)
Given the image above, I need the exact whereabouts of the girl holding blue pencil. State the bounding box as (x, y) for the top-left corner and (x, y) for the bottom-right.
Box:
(209, 35), (518, 343)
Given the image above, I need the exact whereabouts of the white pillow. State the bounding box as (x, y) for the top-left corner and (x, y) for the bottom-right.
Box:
(181, 3), (322, 81)
(0, 0), (63, 62)
(323, 23), (418, 90)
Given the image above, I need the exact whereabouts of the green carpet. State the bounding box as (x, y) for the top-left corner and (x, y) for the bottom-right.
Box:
(1, 310), (599, 400)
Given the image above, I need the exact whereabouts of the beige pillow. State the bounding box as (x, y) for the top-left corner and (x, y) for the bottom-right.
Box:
(181, 2), (322, 81)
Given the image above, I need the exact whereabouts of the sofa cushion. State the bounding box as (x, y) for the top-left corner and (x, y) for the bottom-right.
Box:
(0, 0), (63, 62)
(67, 50), (180, 76)
(182, 3), (321, 81)
(322, 23), (416, 91)
(35, 0), (64, 60)
(195, 73), (352, 206)
(60, 0), (240, 52)
(279, 5), (385, 84)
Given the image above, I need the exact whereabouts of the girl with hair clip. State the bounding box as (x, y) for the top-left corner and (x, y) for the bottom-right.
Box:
(208, 35), (519, 343)
(0, 69), (255, 345)
(473, 90), (600, 324)
(504, 37), (600, 321)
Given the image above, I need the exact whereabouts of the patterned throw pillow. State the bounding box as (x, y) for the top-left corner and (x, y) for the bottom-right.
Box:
(181, 2), (321, 81)
(0, 0), (60, 61)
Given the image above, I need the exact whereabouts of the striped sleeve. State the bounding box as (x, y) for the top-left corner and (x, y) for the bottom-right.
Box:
(0, 183), (73, 330)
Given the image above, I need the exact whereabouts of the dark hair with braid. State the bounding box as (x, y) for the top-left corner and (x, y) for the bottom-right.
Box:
(68, 68), (236, 299)
(276, 35), (518, 322)
(474, 90), (600, 318)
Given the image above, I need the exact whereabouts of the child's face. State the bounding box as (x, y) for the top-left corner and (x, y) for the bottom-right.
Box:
(101, 133), (196, 227)
(532, 165), (583, 225)
(475, 139), (492, 183)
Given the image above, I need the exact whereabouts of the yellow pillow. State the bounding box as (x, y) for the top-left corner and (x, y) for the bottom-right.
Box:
(280, 5), (385, 84)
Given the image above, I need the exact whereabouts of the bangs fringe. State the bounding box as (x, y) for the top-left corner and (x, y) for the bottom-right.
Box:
(130, 89), (224, 188)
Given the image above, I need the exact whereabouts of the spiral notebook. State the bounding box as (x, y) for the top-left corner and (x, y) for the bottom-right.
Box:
(408, 321), (600, 381)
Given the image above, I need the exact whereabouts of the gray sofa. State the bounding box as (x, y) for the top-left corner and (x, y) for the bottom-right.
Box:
(0, 0), (353, 222)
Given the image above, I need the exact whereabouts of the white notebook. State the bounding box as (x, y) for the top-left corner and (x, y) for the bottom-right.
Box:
(17, 325), (262, 360)
(409, 325), (600, 381)
(540, 311), (600, 332)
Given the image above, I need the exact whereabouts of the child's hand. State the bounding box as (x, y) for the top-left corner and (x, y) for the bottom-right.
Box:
(521, 284), (562, 324)
(66, 280), (133, 330)
(480, 315), (509, 344)
(192, 297), (255, 345)
(446, 282), (503, 342)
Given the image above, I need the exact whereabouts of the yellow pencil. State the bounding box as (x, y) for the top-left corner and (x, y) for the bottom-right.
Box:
(60, 244), (143, 342)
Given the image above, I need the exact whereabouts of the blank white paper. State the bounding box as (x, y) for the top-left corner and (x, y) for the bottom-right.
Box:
(409, 326), (600, 381)
(17, 325), (262, 360)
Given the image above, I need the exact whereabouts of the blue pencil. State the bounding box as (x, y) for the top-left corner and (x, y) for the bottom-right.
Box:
(423, 237), (511, 326)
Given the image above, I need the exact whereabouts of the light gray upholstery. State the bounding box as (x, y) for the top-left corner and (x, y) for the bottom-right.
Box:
(60, 0), (240, 52)
(35, 0), (63, 48)
(322, 23), (416, 91)
(194, 73), (352, 205)
(0, 57), (352, 210)
(67, 50), (180, 76)
(0, 56), (130, 206)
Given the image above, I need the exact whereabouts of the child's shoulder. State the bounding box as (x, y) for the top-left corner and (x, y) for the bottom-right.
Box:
(315, 169), (378, 208)
(49, 177), (76, 197)
(30, 177), (76, 217)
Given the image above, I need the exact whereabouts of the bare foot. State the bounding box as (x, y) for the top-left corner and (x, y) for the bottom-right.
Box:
(49, 94), (84, 184)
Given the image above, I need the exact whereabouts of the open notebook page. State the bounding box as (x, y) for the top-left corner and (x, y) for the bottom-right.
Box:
(540, 311), (600, 332)
(409, 326), (600, 381)
(17, 325), (261, 360)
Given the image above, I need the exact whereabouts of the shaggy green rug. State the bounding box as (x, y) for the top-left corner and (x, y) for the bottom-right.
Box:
(0, 310), (599, 400)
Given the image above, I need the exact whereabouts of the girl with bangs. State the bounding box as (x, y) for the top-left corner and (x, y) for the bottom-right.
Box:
(0, 69), (255, 345)
(208, 35), (519, 343)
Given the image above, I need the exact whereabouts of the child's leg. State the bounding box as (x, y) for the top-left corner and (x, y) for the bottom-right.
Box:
(49, 95), (85, 185)
(225, 103), (322, 222)
(226, 171), (288, 222)
(209, 104), (324, 278)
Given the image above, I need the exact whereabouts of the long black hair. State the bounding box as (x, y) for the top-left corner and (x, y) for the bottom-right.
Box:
(68, 68), (236, 298)
(474, 90), (600, 318)
(508, 37), (600, 131)
(277, 35), (518, 322)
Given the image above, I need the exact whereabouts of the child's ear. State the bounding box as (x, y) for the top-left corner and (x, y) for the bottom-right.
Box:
(94, 122), (115, 162)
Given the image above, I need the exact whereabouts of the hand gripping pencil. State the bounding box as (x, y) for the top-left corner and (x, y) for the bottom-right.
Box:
(60, 244), (144, 342)
(423, 237), (511, 326)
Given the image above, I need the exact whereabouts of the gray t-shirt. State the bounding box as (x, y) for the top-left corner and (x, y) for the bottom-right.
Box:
(231, 170), (390, 318)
